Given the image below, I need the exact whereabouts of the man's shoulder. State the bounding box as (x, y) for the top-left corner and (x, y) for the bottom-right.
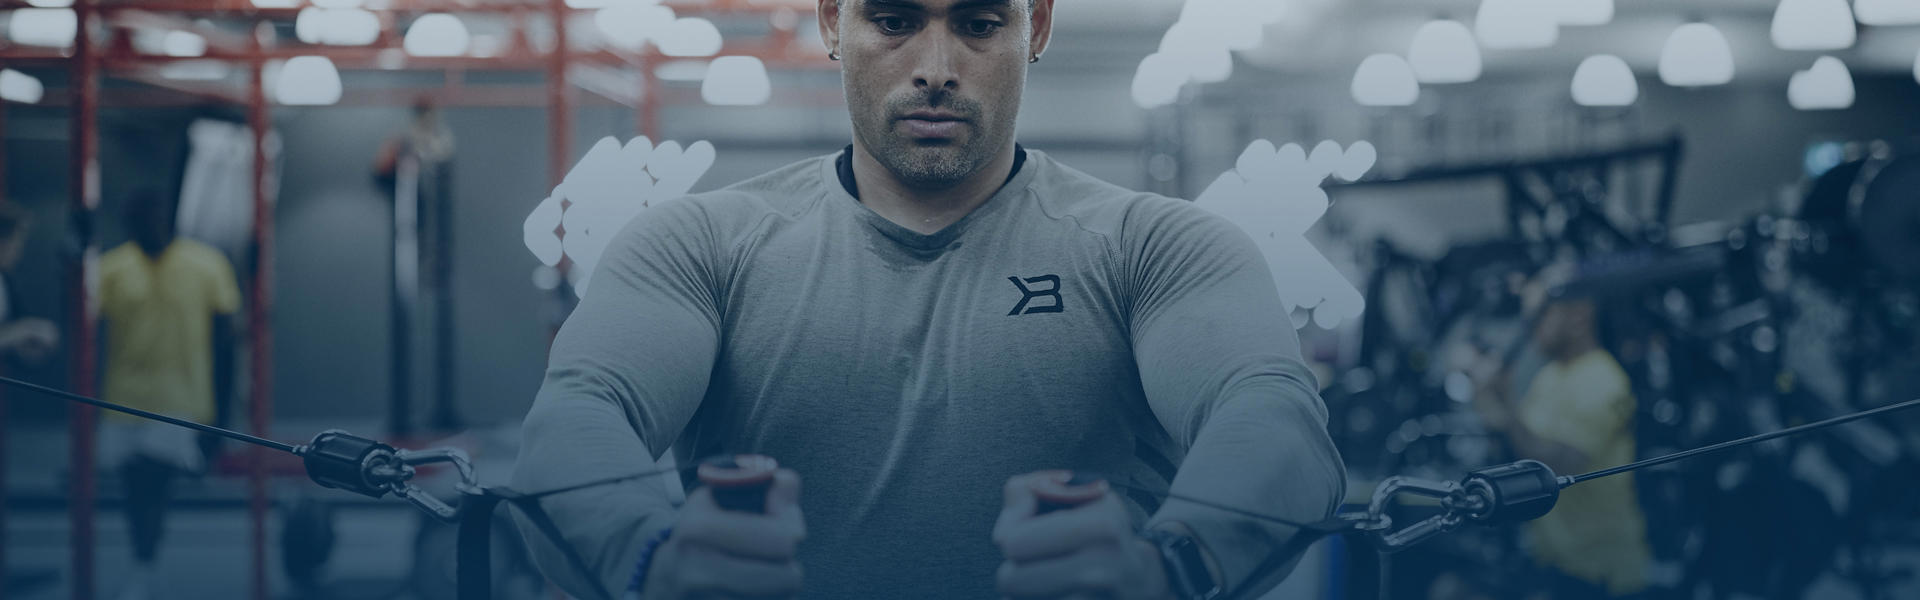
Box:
(1024, 150), (1203, 237)
(665, 153), (834, 223)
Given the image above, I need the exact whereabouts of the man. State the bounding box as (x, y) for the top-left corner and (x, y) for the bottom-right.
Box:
(512, 1), (1346, 598)
(0, 205), (59, 364)
(95, 192), (241, 600)
(1473, 274), (1649, 599)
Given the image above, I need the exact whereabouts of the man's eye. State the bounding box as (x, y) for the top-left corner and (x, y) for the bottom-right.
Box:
(965, 20), (1003, 37)
(874, 16), (914, 34)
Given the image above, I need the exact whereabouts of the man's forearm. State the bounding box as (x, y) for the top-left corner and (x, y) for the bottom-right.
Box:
(513, 390), (681, 600)
(1146, 381), (1346, 599)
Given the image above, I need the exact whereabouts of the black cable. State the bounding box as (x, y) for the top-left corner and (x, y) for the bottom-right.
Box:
(1569, 397), (1920, 485)
(1101, 478), (1332, 532)
(519, 463), (697, 501)
(0, 375), (298, 454)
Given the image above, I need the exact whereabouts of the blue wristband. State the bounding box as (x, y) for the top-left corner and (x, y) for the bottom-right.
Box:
(624, 527), (675, 598)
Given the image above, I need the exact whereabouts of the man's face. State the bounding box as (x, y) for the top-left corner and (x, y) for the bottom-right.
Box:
(825, 0), (1049, 190)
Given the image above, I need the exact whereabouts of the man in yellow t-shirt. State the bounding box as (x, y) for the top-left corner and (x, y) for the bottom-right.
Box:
(1475, 287), (1650, 599)
(95, 192), (240, 600)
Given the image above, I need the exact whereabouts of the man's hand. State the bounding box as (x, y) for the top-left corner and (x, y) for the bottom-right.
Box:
(0, 318), (59, 363)
(640, 468), (806, 600)
(993, 471), (1171, 600)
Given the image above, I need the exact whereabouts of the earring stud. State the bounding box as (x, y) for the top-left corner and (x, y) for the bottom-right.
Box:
(1029, 54), (1040, 64)
(829, 50), (840, 61)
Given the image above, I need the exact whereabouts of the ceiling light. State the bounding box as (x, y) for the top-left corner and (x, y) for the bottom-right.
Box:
(1788, 56), (1853, 110)
(274, 56), (343, 106)
(657, 17), (723, 57)
(1157, 20), (1234, 84)
(1856, 0), (1920, 25)
(654, 60), (709, 82)
(1130, 52), (1185, 109)
(25, 0), (74, 7)
(1351, 54), (1419, 107)
(7, 9), (77, 48)
(1476, 0), (1560, 50)
(1408, 19), (1481, 84)
(311, 0), (363, 8)
(163, 31), (207, 57)
(1772, 0), (1856, 50)
(701, 56), (770, 106)
(1556, 0), (1613, 26)
(595, 4), (675, 51)
(0, 69), (45, 104)
(296, 7), (381, 46)
(249, 0), (299, 7)
(1337, 141), (1377, 182)
(404, 13), (470, 57)
(1572, 54), (1637, 106)
(1659, 23), (1735, 87)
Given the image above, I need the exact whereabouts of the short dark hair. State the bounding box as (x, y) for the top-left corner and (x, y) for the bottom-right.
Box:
(836, 0), (1036, 11)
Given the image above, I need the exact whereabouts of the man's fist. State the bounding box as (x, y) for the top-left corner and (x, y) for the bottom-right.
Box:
(993, 471), (1171, 600)
(639, 467), (806, 600)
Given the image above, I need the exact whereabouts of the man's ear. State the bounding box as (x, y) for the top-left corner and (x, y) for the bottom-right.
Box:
(818, 0), (842, 58)
(1028, 0), (1055, 59)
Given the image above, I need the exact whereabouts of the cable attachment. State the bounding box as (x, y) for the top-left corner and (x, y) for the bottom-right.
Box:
(1352, 460), (1570, 552)
(293, 429), (477, 522)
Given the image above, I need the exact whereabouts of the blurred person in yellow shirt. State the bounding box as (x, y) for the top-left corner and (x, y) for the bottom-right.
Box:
(1473, 270), (1650, 599)
(94, 191), (240, 600)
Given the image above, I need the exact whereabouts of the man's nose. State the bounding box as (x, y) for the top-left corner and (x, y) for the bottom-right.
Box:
(910, 32), (961, 92)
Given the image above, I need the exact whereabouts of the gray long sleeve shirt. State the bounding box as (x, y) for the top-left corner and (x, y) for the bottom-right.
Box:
(512, 148), (1346, 599)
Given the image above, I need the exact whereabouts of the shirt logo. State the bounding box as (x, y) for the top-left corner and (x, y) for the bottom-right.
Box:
(1007, 275), (1064, 316)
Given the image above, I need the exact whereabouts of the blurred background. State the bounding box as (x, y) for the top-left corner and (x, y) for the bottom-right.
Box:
(1, 0), (1918, 598)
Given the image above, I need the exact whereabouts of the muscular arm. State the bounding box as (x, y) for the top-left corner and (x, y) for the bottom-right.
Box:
(1124, 198), (1347, 598)
(511, 199), (724, 599)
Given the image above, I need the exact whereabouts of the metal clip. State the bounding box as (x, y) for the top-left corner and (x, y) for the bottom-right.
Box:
(382, 447), (478, 522)
(1355, 475), (1486, 552)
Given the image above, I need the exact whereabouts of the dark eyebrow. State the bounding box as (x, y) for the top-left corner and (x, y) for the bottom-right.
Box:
(862, 0), (1015, 13)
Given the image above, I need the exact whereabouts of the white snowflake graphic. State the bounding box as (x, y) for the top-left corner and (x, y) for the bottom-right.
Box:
(1193, 139), (1373, 329)
(523, 135), (717, 295)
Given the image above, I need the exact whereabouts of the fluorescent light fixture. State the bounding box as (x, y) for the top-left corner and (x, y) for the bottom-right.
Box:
(1408, 19), (1481, 84)
(250, 0), (299, 7)
(1158, 21), (1232, 84)
(701, 56), (771, 106)
(1659, 23), (1735, 87)
(654, 60), (709, 82)
(1572, 54), (1637, 106)
(1351, 54), (1419, 107)
(311, 0), (363, 8)
(404, 13), (470, 57)
(1788, 56), (1853, 110)
(1337, 141), (1377, 182)
(1556, 0), (1613, 26)
(0, 69), (45, 104)
(163, 30), (207, 57)
(1856, 0), (1920, 25)
(1130, 52), (1185, 109)
(1772, 0), (1856, 50)
(25, 0), (74, 7)
(7, 8), (78, 48)
(1476, 0), (1559, 50)
(657, 17), (723, 57)
(595, 4), (675, 51)
(274, 56), (344, 106)
(296, 7), (381, 46)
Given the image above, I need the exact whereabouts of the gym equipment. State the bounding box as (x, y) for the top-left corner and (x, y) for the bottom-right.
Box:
(6, 374), (1918, 599)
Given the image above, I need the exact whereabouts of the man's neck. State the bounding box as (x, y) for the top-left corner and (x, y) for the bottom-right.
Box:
(849, 141), (1019, 235)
